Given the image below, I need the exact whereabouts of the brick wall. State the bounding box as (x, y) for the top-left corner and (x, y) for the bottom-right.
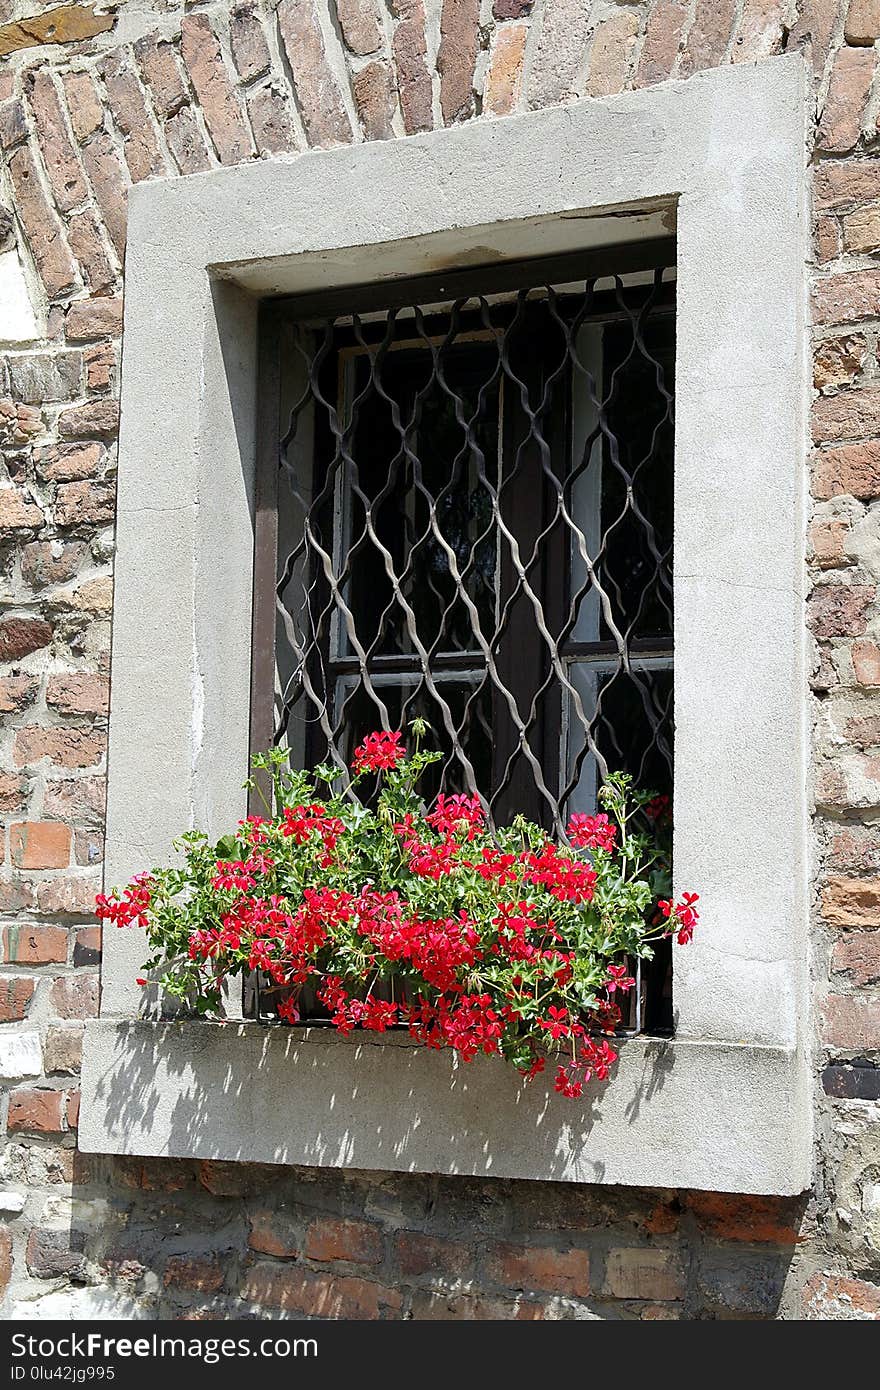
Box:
(0, 0), (878, 1320)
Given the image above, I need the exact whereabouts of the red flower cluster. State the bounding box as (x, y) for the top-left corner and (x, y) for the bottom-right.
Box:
(351, 730), (406, 773)
(567, 812), (617, 853)
(96, 873), (153, 929)
(658, 891), (700, 945)
(104, 730), (697, 1100)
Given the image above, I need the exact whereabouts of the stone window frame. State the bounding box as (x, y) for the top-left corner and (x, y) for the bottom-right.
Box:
(81, 54), (813, 1196)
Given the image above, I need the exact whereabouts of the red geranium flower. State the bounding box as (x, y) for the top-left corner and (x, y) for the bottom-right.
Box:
(351, 730), (406, 773)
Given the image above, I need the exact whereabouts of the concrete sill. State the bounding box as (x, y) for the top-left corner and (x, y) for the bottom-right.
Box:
(80, 1019), (811, 1195)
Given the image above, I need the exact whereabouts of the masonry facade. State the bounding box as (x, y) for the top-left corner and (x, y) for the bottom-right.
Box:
(0, 0), (878, 1321)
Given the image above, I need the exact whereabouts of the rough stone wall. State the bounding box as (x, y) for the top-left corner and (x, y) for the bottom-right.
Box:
(0, 0), (878, 1321)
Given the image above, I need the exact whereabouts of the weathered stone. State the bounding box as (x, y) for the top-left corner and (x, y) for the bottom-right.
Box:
(587, 10), (639, 98)
(813, 335), (865, 389)
(814, 442), (880, 500)
(61, 72), (103, 143)
(679, 0), (736, 77)
(0, 98), (27, 151)
(813, 387), (880, 444)
(843, 204), (880, 254)
(603, 1247), (685, 1301)
(7, 351), (81, 403)
(230, 5), (273, 79)
(165, 105), (212, 175)
(100, 51), (166, 183)
(0, 1032), (42, 1081)
(528, 0), (592, 105)
(57, 400), (119, 441)
(0, 978), (36, 1023)
(832, 930), (880, 986)
(636, 0), (688, 87)
(277, 0), (354, 147)
(134, 34), (189, 118)
(846, 0), (880, 45)
(391, 0), (433, 134)
(351, 62), (395, 141)
(26, 70), (88, 213)
(180, 14), (254, 166)
(7, 144), (78, 299)
(485, 22), (527, 117)
(45, 1025), (84, 1074)
(26, 1228), (85, 1279)
(807, 584), (874, 637)
(438, 0), (479, 123)
(247, 85), (297, 157)
(50, 974), (99, 1020)
(0, 4), (115, 58)
(79, 133), (128, 260)
(66, 295), (123, 341)
(822, 994), (880, 1049)
(731, 0), (787, 63)
(0, 618), (53, 662)
(21, 539), (88, 587)
(821, 875), (880, 927)
(817, 46), (876, 154)
(0, 487), (42, 529)
(67, 209), (115, 294)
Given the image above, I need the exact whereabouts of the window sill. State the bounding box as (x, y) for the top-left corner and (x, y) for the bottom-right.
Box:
(80, 1019), (810, 1195)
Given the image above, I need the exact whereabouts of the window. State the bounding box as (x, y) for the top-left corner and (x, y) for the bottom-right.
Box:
(253, 246), (675, 828)
(84, 62), (811, 1194)
(249, 244), (676, 1028)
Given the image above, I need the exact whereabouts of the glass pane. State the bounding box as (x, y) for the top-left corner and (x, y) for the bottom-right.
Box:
(565, 661), (673, 817)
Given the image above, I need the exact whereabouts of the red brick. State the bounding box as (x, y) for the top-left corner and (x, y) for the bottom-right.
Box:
(0, 881), (35, 913)
(846, 712), (880, 745)
(26, 69), (88, 212)
(821, 876), (880, 927)
(13, 727), (105, 770)
(686, 1192), (803, 1244)
(395, 1230), (471, 1278)
(3, 926), (68, 965)
(8, 1088), (64, 1135)
(817, 46), (876, 154)
(101, 51), (165, 183)
(807, 584), (874, 637)
(816, 213), (840, 262)
(484, 24), (527, 116)
(10, 821), (71, 870)
(438, 0), (479, 123)
(636, 0), (688, 86)
(242, 1262), (402, 1318)
(788, 0), (839, 74)
(335, 0), (382, 55)
(0, 617), (52, 662)
(679, 0), (736, 76)
(35, 442), (103, 484)
(6, 144), (78, 299)
(0, 1228), (10, 1297)
(73, 925), (102, 965)
(43, 776), (105, 824)
(603, 1247), (685, 1300)
(134, 34), (189, 118)
(853, 640), (880, 685)
(75, 829), (104, 867)
(61, 71), (104, 143)
(79, 132), (128, 260)
(304, 1216), (383, 1265)
(816, 159), (880, 210)
(65, 1089), (80, 1129)
(810, 516), (849, 569)
(0, 773), (27, 813)
(847, 0), (880, 43)
(0, 976), (36, 1022)
(0, 674), (38, 713)
(277, 0), (354, 147)
(814, 442), (880, 500)
(65, 296), (123, 342)
(843, 203), (880, 254)
(54, 479), (116, 526)
(164, 1254), (225, 1293)
(85, 344), (115, 393)
(247, 1209), (300, 1258)
(21, 540), (88, 588)
(50, 974), (99, 1019)
(351, 62), (395, 142)
(832, 930), (880, 986)
(483, 1242), (590, 1296)
(0, 487), (42, 530)
(0, 97), (26, 151)
(732, 0), (786, 61)
(165, 105), (212, 175)
(46, 673), (109, 717)
(57, 399), (120, 441)
(230, 5), (273, 78)
(180, 14), (254, 165)
(813, 382), (880, 442)
(45, 1024), (84, 1074)
(63, 577), (112, 613)
(830, 825), (880, 871)
(805, 1272), (880, 1319)
(390, 0), (433, 135)
(813, 271), (880, 327)
(822, 993), (880, 1048)
(36, 876), (99, 917)
(586, 10), (639, 98)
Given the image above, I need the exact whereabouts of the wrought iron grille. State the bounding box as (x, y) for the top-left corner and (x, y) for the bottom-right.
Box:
(248, 238), (676, 1030)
